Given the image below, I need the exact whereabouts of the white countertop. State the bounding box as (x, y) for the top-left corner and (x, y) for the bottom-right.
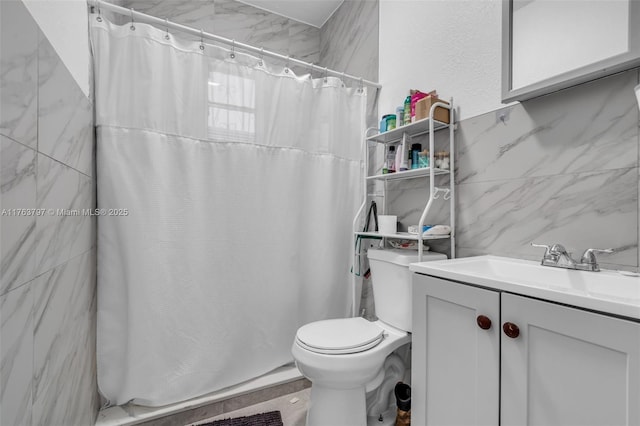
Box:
(410, 255), (640, 321)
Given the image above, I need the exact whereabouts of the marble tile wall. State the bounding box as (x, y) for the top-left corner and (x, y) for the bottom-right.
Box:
(389, 69), (640, 271)
(455, 69), (640, 270)
(318, 0), (380, 318)
(320, 0), (378, 83)
(320, 0), (379, 127)
(0, 1), (99, 425)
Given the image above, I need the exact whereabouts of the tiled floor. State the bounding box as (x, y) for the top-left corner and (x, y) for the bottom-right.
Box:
(189, 388), (310, 426)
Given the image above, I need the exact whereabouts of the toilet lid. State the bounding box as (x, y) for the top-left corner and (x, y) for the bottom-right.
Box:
(295, 317), (384, 355)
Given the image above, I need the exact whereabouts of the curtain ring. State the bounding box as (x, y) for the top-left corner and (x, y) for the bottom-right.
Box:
(164, 18), (170, 40)
(308, 62), (314, 80)
(284, 55), (290, 73)
(258, 47), (264, 66)
(129, 8), (135, 31)
(95, 0), (103, 22)
(199, 29), (205, 50)
(359, 78), (364, 93)
(230, 39), (236, 58)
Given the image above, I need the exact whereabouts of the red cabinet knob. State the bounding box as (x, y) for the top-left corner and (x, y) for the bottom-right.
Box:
(503, 322), (520, 338)
(476, 315), (492, 330)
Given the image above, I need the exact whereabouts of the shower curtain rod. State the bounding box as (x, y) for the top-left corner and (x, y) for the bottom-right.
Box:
(87, 0), (382, 90)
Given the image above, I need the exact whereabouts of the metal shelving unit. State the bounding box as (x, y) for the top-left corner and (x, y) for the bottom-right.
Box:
(353, 99), (456, 263)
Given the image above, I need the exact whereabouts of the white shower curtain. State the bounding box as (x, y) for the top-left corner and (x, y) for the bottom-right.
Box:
(91, 17), (365, 406)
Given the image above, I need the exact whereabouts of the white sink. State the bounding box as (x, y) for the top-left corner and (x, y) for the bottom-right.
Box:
(410, 255), (640, 320)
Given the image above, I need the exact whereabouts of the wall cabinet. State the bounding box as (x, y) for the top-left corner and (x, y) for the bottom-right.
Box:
(412, 274), (640, 426)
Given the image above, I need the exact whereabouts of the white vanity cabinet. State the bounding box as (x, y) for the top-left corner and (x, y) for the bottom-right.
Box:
(412, 274), (640, 426)
(412, 276), (500, 425)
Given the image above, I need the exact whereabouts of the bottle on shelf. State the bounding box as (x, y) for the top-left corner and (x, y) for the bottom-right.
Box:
(384, 145), (396, 174)
(411, 143), (422, 169)
(396, 106), (404, 127)
(396, 144), (411, 172)
(403, 96), (411, 125)
(419, 150), (429, 168)
(435, 151), (450, 170)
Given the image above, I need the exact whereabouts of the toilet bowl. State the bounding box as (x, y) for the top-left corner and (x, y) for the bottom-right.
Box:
(292, 249), (446, 426)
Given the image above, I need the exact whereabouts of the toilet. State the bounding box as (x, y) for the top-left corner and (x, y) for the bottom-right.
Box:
(291, 248), (447, 426)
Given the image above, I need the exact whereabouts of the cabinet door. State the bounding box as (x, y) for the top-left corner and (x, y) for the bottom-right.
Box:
(412, 275), (500, 425)
(501, 293), (640, 426)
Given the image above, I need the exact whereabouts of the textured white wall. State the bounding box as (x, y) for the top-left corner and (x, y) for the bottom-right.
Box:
(22, 0), (91, 98)
(379, 0), (504, 120)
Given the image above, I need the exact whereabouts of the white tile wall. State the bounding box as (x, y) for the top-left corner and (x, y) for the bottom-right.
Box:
(0, 1), (99, 425)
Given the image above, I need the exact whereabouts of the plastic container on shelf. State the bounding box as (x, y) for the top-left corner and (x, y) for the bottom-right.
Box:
(410, 91), (429, 123)
(403, 96), (411, 125)
(397, 144), (411, 172)
(384, 145), (396, 174)
(435, 151), (450, 170)
(380, 114), (394, 133)
(411, 143), (422, 169)
(419, 150), (430, 168)
(386, 115), (396, 131)
(396, 106), (404, 127)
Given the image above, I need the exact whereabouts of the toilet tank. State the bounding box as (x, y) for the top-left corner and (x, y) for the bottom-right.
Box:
(367, 248), (446, 332)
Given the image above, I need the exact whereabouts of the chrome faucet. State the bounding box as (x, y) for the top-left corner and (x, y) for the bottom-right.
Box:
(531, 243), (614, 272)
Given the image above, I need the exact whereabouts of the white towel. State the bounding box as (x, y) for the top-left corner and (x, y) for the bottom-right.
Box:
(408, 224), (451, 236)
(424, 225), (451, 235)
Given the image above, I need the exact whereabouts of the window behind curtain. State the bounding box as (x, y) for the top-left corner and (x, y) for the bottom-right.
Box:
(207, 71), (256, 143)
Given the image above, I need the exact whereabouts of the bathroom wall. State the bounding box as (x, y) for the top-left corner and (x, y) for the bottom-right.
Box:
(378, 0), (503, 120)
(454, 69), (639, 270)
(22, 0), (92, 97)
(320, 0), (379, 127)
(319, 0), (380, 317)
(119, 0), (320, 70)
(320, 0), (378, 86)
(389, 69), (640, 271)
(376, 0), (640, 271)
(0, 1), (99, 424)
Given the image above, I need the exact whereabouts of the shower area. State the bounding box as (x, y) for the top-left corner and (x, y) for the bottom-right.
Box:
(90, 0), (380, 418)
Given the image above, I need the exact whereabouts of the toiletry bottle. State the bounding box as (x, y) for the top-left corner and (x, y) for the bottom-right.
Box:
(438, 151), (450, 170)
(410, 91), (428, 123)
(381, 114), (395, 133)
(386, 145), (396, 173)
(435, 151), (451, 169)
(403, 96), (411, 125)
(396, 106), (404, 127)
(411, 143), (422, 169)
(395, 144), (402, 172)
(419, 149), (429, 168)
(399, 144), (408, 171)
(386, 115), (396, 131)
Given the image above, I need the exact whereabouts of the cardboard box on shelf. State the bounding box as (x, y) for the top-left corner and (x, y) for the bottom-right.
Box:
(414, 96), (450, 123)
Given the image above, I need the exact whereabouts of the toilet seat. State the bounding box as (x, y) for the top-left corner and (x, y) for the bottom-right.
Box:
(295, 317), (385, 355)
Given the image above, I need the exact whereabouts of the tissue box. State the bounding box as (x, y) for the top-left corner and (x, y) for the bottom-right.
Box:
(414, 96), (450, 123)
